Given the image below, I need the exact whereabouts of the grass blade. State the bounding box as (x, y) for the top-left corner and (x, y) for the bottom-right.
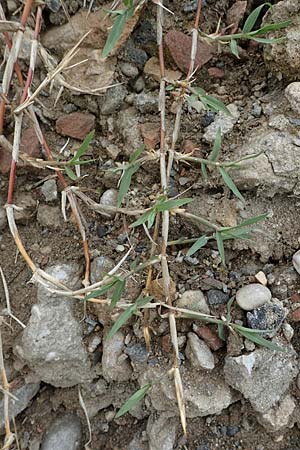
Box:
(70, 130), (94, 164)
(219, 167), (244, 201)
(187, 235), (208, 257)
(110, 279), (126, 310)
(218, 323), (226, 341)
(209, 127), (222, 162)
(201, 94), (231, 115)
(230, 39), (239, 58)
(84, 281), (117, 301)
(236, 328), (284, 351)
(129, 144), (144, 164)
(156, 198), (193, 212)
(115, 384), (151, 418)
(243, 3), (271, 33)
(215, 231), (225, 265)
(130, 210), (153, 228)
(201, 162), (208, 181)
(221, 213), (268, 232)
(117, 165), (139, 207)
(65, 166), (78, 181)
(102, 7), (134, 58)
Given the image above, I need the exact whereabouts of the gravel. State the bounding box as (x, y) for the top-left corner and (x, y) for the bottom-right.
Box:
(207, 289), (229, 305)
(236, 283), (271, 311)
(246, 302), (285, 337)
(102, 331), (133, 382)
(176, 290), (210, 314)
(41, 413), (82, 450)
(185, 333), (215, 370)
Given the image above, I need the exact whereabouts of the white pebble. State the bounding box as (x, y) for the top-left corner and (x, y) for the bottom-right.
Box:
(293, 250), (300, 275)
(255, 271), (267, 286)
(236, 283), (271, 311)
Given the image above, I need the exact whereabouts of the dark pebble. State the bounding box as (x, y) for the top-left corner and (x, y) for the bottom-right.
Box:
(196, 444), (210, 450)
(247, 303), (285, 337)
(207, 289), (229, 305)
(201, 111), (215, 127)
(125, 344), (149, 363)
(96, 224), (108, 238)
(226, 426), (240, 437)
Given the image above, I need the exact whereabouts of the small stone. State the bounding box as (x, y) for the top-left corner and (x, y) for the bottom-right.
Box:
(14, 192), (36, 223)
(207, 289), (229, 306)
(41, 413), (82, 450)
(120, 62), (139, 78)
(251, 103), (262, 118)
(90, 256), (114, 284)
(227, 332), (244, 356)
(247, 303), (285, 337)
(41, 179), (57, 202)
(236, 283), (271, 311)
(87, 334), (102, 353)
(258, 394), (296, 432)
(201, 111), (215, 127)
(291, 307), (300, 322)
(140, 122), (160, 148)
(118, 107), (143, 157)
(149, 278), (176, 302)
(285, 82), (300, 115)
(0, 383), (40, 432)
(134, 93), (158, 114)
(203, 103), (240, 143)
(255, 271), (267, 286)
(208, 67), (224, 78)
(102, 331), (132, 382)
(226, 1), (247, 28)
(193, 325), (225, 351)
(116, 244), (125, 252)
(37, 205), (62, 229)
(165, 30), (214, 74)
(20, 127), (41, 158)
(177, 290), (210, 314)
(186, 333), (215, 370)
(133, 76), (145, 93)
(100, 85), (127, 115)
(100, 188), (118, 218)
(56, 112), (95, 140)
(292, 250), (300, 275)
(226, 425), (240, 437)
(124, 343), (148, 363)
(144, 56), (182, 82)
(147, 413), (178, 450)
(282, 322), (294, 341)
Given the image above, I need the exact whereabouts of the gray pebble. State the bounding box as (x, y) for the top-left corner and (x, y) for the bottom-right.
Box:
(177, 290), (210, 314)
(120, 62), (139, 78)
(247, 303), (285, 337)
(207, 289), (229, 306)
(236, 284), (271, 311)
(186, 332), (215, 370)
(41, 414), (82, 450)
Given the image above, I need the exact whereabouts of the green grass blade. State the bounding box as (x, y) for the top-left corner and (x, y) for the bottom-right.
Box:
(236, 328), (284, 351)
(215, 231), (225, 265)
(201, 94), (231, 115)
(117, 164), (139, 207)
(209, 127), (222, 162)
(218, 323), (226, 341)
(253, 20), (291, 35)
(251, 37), (286, 44)
(155, 198), (193, 212)
(226, 297), (235, 322)
(147, 210), (157, 229)
(187, 235), (208, 257)
(130, 210), (153, 228)
(106, 303), (136, 340)
(102, 7), (134, 58)
(230, 39), (239, 58)
(84, 281), (117, 301)
(221, 213), (268, 231)
(115, 384), (151, 418)
(109, 279), (126, 310)
(129, 144), (144, 163)
(243, 3), (271, 33)
(69, 130), (94, 163)
(219, 167), (244, 201)
(201, 162), (208, 181)
(65, 166), (78, 181)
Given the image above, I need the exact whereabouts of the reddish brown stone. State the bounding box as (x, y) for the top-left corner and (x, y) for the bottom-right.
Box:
(208, 67), (225, 79)
(291, 308), (300, 322)
(226, 1), (247, 29)
(194, 325), (224, 351)
(161, 335), (172, 353)
(291, 292), (300, 303)
(165, 30), (214, 74)
(20, 127), (41, 158)
(56, 112), (95, 140)
(140, 122), (160, 148)
(0, 146), (12, 174)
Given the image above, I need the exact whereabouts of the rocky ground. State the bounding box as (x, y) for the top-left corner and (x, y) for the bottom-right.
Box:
(2, 0), (300, 449)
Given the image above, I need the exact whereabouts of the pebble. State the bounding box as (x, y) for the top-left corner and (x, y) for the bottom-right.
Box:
(20, 127), (41, 158)
(124, 343), (149, 363)
(100, 85), (127, 115)
(133, 77), (145, 93)
(236, 283), (271, 311)
(207, 289), (229, 306)
(116, 244), (125, 252)
(41, 179), (57, 202)
(193, 324), (225, 351)
(247, 303), (285, 337)
(56, 112), (95, 140)
(251, 103), (262, 118)
(90, 256), (114, 284)
(134, 93), (158, 113)
(255, 271), (267, 286)
(283, 322), (294, 341)
(291, 307), (300, 322)
(102, 331), (132, 382)
(100, 188), (118, 218)
(37, 205), (62, 229)
(176, 290), (210, 314)
(41, 413), (82, 450)
(201, 111), (215, 127)
(292, 250), (300, 275)
(226, 426), (240, 437)
(120, 62), (139, 78)
(186, 332), (215, 370)
(203, 103), (240, 143)
(285, 82), (300, 115)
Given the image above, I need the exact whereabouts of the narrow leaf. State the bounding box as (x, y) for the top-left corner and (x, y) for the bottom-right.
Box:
(115, 384), (151, 418)
(65, 166), (78, 181)
(129, 144), (144, 164)
(219, 167), (244, 201)
(84, 281), (117, 301)
(187, 235), (208, 257)
(70, 130), (94, 163)
(201, 162), (208, 181)
(222, 213), (268, 231)
(201, 94), (231, 115)
(110, 279), (126, 310)
(251, 37), (286, 44)
(102, 7), (134, 58)
(209, 127), (222, 162)
(215, 231), (225, 265)
(130, 210), (153, 228)
(155, 198), (193, 212)
(147, 209), (157, 229)
(236, 328), (284, 351)
(243, 3), (271, 33)
(218, 323), (226, 341)
(230, 39), (239, 58)
(117, 164), (139, 207)
(253, 20), (291, 34)
(226, 296), (235, 322)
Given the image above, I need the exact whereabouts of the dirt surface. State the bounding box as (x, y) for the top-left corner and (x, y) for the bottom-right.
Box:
(1, 0), (300, 449)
